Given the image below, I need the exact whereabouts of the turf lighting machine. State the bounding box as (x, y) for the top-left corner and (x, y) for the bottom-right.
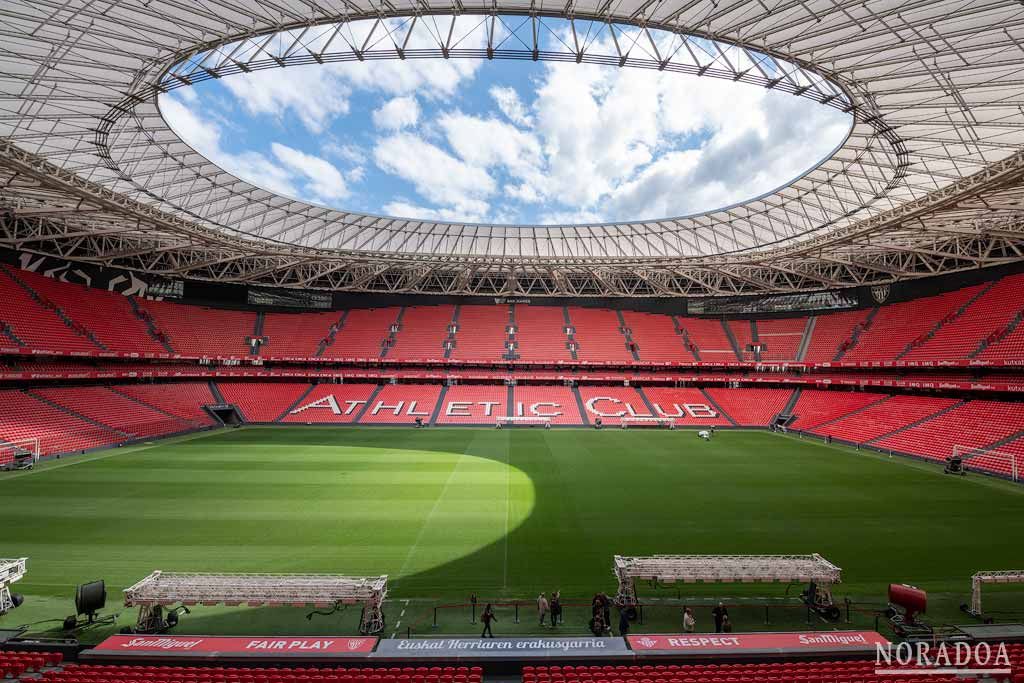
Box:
(887, 583), (932, 638)
(0, 558), (27, 616)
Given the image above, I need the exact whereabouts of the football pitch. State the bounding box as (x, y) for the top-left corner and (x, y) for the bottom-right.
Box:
(2, 426), (1024, 641)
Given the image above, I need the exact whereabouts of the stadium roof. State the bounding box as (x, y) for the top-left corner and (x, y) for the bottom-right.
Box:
(2, 0), (1024, 297)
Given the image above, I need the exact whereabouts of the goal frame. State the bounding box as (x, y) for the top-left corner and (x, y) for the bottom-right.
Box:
(953, 444), (1019, 482)
(0, 438), (40, 469)
(496, 416), (551, 429)
(620, 417), (675, 429)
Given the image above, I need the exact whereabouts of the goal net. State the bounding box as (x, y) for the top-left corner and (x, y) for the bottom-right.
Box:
(953, 444), (1020, 481)
(621, 417), (675, 429)
(0, 438), (40, 469)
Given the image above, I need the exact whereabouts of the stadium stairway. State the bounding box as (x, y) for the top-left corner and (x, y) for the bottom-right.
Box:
(126, 297), (175, 353)
(315, 311), (349, 357)
(109, 385), (208, 429)
(807, 394), (891, 432)
(25, 389), (132, 439)
(698, 388), (739, 426)
(720, 320), (743, 360)
(833, 307), (878, 361)
(894, 280), (998, 360)
(795, 316), (815, 361)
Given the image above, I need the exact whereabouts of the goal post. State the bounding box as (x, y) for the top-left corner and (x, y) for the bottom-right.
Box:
(0, 438), (40, 469)
(621, 417), (675, 429)
(953, 444), (1020, 482)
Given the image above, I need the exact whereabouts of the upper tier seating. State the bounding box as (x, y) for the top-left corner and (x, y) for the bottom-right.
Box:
(577, 385), (653, 426)
(801, 309), (872, 362)
(12, 268), (166, 354)
(641, 387), (734, 425)
(282, 383), (378, 423)
(359, 384), (442, 424)
(727, 320), (755, 360)
(0, 266), (100, 353)
(676, 317), (738, 361)
(788, 389), (888, 430)
(808, 395), (958, 444)
(261, 311), (341, 357)
(703, 387), (795, 426)
(387, 305), (455, 361)
(114, 382), (217, 426)
(756, 318), (806, 361)
(0, 389), (123, 455)
(33, 386), (191, 439)
(217, 382), (313, 422)
(512, 385), (585, 425)
(513, 305), (574, 362)
(138, 300), (254, 357)
(449, 305), (509, 362)
(842, 286), (985, 362)
(569, 307), (634, 363)
(321, 308), (398, 359)
(875, 399), (1024, 464)
(622, 311), (689, 362)
(435, 384), (508, 424)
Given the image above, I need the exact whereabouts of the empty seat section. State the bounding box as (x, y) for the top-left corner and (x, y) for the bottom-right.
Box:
(0, 389), (123, 455)
(676, 317), (738, 361)
(282, 383), (377, 423)
(789, 389), (886, 430)
(261, 311), (341, 357)
(704, 387), (794, 426)
(114, 382), (217, 425)
(802, 309), (872, 362)
(904, 275), (1024, 360)
(756, 318), (806, 361)
(577, 385), (652, 426)
(967, 436), (1024, 478)
(568, 308), (633, 363)
(33, 386), (190, 438)
(622, 311), (689, 362)
(0, 266), (99, 353)
(514, 305), (573, 362)
(727, 320), (755, 360)
(138, 299), (254, 356)
(435, 384), (508, 424)
(37, 663), (482, 683)
(512, 385), (585, 425)
(449, 305), (508, 361)
(358, 384), (442, 424)
(320, 308), (399, 359)
(217, 382), (312, 422)
(875, 400), (1024, 465)
(811, 394), (957, 443)
(13, 269), (166, 354)
(388, 305), (455, 361)
(642, 387), (733, 425)
(843, 285), (984, 361)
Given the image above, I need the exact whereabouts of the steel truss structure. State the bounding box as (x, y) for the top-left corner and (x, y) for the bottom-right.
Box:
(123, 571), (388, 634)
(613, 554), (841, 606)
(968, 570), (1024, 617)
(3, 1), (1024, 297)
(0, 558), (27, 616)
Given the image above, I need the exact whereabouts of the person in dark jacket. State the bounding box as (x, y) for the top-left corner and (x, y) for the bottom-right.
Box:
(618, 608), (631, 636)
(550, 591), (561, 627)
(480, 603), (497, 638)
(712, 602), (728, 633)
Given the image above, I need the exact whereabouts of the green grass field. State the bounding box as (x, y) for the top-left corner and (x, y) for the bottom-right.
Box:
(2, 426), (1023, 641)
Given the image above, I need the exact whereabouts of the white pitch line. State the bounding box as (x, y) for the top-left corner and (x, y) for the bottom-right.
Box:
(397, 451), (467, 578)
(502, 436), (512, 590)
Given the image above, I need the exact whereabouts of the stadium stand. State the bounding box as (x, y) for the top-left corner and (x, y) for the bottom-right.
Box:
(32, 386), (192, 439)
(577, 385), (653, 426)
(726, 320), (754, 360)
(320, 308), (398, 359)
(675, 317), (738, 361)
(788, 390), (888, 431)
(569, 307), (634, 363)
(0, 266), (103, 353)
(801, 309), (871, 362)
(621, 311), (689, 362)
(387, 305), (455, 361)
(513, 305), (574, 362)
(807, 395), (958, 444)
(359, 384), (441, 424)
(756, 318), (807, 361)
(512, 385), (585, 426)
(435, 383), (508, 424)
(282, 383), (378, 423)
(702, 387), (795, 426)
(261, 311), (341, 357)
(34, 664), (482, 683)
(448, 305), (509, 362)
(113, 382), (218, 426)
(0, 389), (124, 455)
(641, 387), (734, 425)
(217, 382), (313, 423)
(137, 300), (254, 357)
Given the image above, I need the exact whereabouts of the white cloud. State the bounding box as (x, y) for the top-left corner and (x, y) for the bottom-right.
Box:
(271, 143), (349, 201)
(489, 86), (532, 127)
(372, 96), (420, 130)
(222, 68), (351, 134)
(373, 132), (495, 208)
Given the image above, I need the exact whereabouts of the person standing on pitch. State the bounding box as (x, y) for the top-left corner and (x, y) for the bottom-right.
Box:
(550, 591), (561, 627)
(481, 603), (497, 638)
(712, 602), (728, 633)
(682, 607), (696, 633)
(537, 593), (549, 626)
(618, 607), (631, 637)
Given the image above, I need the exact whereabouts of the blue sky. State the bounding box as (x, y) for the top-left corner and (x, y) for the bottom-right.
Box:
(160, 32), (851, 226)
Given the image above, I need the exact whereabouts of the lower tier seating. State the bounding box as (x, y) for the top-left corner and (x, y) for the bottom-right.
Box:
(789, 390), (887, 431)
(703, 388), (795, 426)
(37, 664), (481, 683)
